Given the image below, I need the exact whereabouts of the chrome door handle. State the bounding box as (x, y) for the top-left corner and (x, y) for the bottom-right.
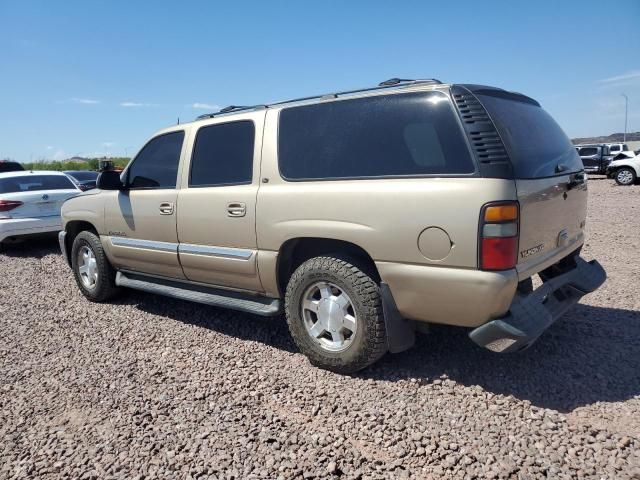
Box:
(227, 202), (246, 217)
(159, 202), (174, 215)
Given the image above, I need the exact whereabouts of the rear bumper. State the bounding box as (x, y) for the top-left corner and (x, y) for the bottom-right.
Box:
(469, 256), (606, 353)
(0, 217), (61, 243)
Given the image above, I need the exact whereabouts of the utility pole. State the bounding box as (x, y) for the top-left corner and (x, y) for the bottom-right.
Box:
(622, 94), (628, 143)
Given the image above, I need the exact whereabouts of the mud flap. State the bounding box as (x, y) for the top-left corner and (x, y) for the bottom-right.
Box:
(380, 282), (415, 353)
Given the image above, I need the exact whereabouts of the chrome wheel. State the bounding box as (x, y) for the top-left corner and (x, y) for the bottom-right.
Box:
(77, 245), (98, 289)
(616, 169), (634, 185)
(302, 281), (357, 352)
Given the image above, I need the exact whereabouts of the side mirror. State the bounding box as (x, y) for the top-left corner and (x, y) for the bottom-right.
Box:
(97, 171), (125, 190)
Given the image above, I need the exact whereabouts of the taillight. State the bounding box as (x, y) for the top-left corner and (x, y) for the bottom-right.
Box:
(479, 201), (519, 271)
(0, 200), (23, 212)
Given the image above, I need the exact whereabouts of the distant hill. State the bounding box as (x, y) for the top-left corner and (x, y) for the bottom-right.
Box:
(572, 132), (640, 145)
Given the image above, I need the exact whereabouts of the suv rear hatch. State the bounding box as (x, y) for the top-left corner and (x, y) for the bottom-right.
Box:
(461, 86), (587, 279)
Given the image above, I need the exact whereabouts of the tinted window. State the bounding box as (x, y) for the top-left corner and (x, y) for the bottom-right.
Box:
(623, 144), (629, 151)
(66, 171), (99, 181)
(0, 161), (24, 173)
(128, 131), (184, 189)
(278, 92), (475, 180)
(478, 93), (583, 178)
(0, 175), (76, 193)
(609, 145), (620, 152)
(578, 147), (598, 156)
(190, 121), (255, 187)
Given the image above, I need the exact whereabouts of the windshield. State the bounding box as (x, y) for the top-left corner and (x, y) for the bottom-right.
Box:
(477, 93), (583, 178)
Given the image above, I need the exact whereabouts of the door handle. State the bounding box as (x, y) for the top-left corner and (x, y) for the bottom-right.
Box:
(227, 202), (246, 217)
(159, 202), (174, 215)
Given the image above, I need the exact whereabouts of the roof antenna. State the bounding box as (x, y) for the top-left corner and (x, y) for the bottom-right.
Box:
(177, 117), (180, 125)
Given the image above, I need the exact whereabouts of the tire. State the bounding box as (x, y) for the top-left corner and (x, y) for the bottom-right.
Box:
(284, 255), (387, 374)
(71, 231), (120, 302)
(614, 167), (636, 186)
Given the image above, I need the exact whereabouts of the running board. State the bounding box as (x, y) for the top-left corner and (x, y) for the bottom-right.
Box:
(115, 272), (282, 316)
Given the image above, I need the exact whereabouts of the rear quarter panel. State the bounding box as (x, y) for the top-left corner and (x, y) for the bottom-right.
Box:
(257, 108), (518, 294)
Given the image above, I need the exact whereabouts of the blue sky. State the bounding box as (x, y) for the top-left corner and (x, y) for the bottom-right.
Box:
(1, 0), (639, 161)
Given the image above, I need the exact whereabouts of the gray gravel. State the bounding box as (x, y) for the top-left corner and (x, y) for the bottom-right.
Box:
(1, 177), (639, 479)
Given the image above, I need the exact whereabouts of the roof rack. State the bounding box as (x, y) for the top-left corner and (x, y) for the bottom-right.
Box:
(379, 78), (442, 87)
(196, 104), (265, 120)
(194, 78), (445, 121)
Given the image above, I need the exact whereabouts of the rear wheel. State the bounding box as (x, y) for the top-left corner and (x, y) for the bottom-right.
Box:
(71, 231), (119, 302)
(284, 256), (387, 373)
(614, 167), (636, 186)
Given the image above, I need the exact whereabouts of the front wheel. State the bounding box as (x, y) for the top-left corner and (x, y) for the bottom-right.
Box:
(615, 167), (636, 186)
(71, 231), (120, 302)
(284, 256), (387, 373)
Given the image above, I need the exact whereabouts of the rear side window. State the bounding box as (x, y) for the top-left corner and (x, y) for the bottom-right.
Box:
(477, 93), (583, 178)
(0, 175), (76, 193)
(278, 92), (475, 180)
(190, 121), (255, 187)
(128, 131), (184, 189)
(609, 145), (620, 152)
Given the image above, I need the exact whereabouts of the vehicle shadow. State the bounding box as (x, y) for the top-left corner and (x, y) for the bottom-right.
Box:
(365, 303), (640, 412)
(1, 235), (60, 259)
(125, 290), (639, 412)
(120, 291), (298, 354)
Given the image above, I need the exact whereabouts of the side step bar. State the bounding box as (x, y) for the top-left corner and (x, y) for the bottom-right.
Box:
(115, 272), (282, 317)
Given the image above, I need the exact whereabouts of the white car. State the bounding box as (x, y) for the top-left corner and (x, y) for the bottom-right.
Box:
(0, 171), (80, 249)
(607, 152), (640, 186)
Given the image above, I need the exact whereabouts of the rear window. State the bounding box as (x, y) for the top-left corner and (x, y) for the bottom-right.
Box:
(66, 171), (98, 181)
(477, 93), (583, 178)
(278, 91), (475, 180)
(578, 147), (598, 156)
(0, 175), (76, 194)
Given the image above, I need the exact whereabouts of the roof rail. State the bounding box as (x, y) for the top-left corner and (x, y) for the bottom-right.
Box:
(378, 78), (442, 87)
(194, 78), (446, 120)
(196, 104), (265, 120)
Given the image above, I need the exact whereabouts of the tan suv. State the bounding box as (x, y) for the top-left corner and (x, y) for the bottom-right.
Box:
(59, 78), (606, 373)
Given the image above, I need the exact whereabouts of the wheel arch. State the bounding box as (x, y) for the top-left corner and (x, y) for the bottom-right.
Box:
(63, 220), (99, 264)
(276, 237), (380, 296)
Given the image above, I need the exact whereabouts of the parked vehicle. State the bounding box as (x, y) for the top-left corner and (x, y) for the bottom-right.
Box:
(0, 171), (80, 249)
(575, 143), (630, 174)
(0, 160), (25, 173)
(64, 170), (99, 191)
(607, 152), (640, 186)
(59, 78), (605, 373)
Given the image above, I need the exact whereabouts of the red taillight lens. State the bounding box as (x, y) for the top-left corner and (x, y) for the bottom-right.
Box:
(481, 237), (518, 270)
(479, 201), (519, 271)
(0, 200), (23, 212)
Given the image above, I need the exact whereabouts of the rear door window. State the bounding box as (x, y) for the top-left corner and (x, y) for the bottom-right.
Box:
(477, 93), (583, 178)
(189, 121), (255, 187)
(127, 131), (184, 189)
(278, 91), (475, 180)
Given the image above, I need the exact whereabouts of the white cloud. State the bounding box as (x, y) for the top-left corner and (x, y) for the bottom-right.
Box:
(598, 70), (640, 85)
(101, 142), (115, 148)
(120, 101), (157, 107)
(70, 97), (100, 104)
(46, 146), (54, 150)
(190, 102), (220, 110)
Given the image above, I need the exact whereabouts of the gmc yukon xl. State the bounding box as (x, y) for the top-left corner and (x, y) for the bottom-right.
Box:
(59, 78), (606, 373)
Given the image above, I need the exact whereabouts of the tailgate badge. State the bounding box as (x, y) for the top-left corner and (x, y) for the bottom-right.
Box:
(557, 229), (569, 248)
(520, 244), (544, 258)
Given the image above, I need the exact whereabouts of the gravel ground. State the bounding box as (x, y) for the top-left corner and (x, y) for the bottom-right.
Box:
(1, 178), (639, 479)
